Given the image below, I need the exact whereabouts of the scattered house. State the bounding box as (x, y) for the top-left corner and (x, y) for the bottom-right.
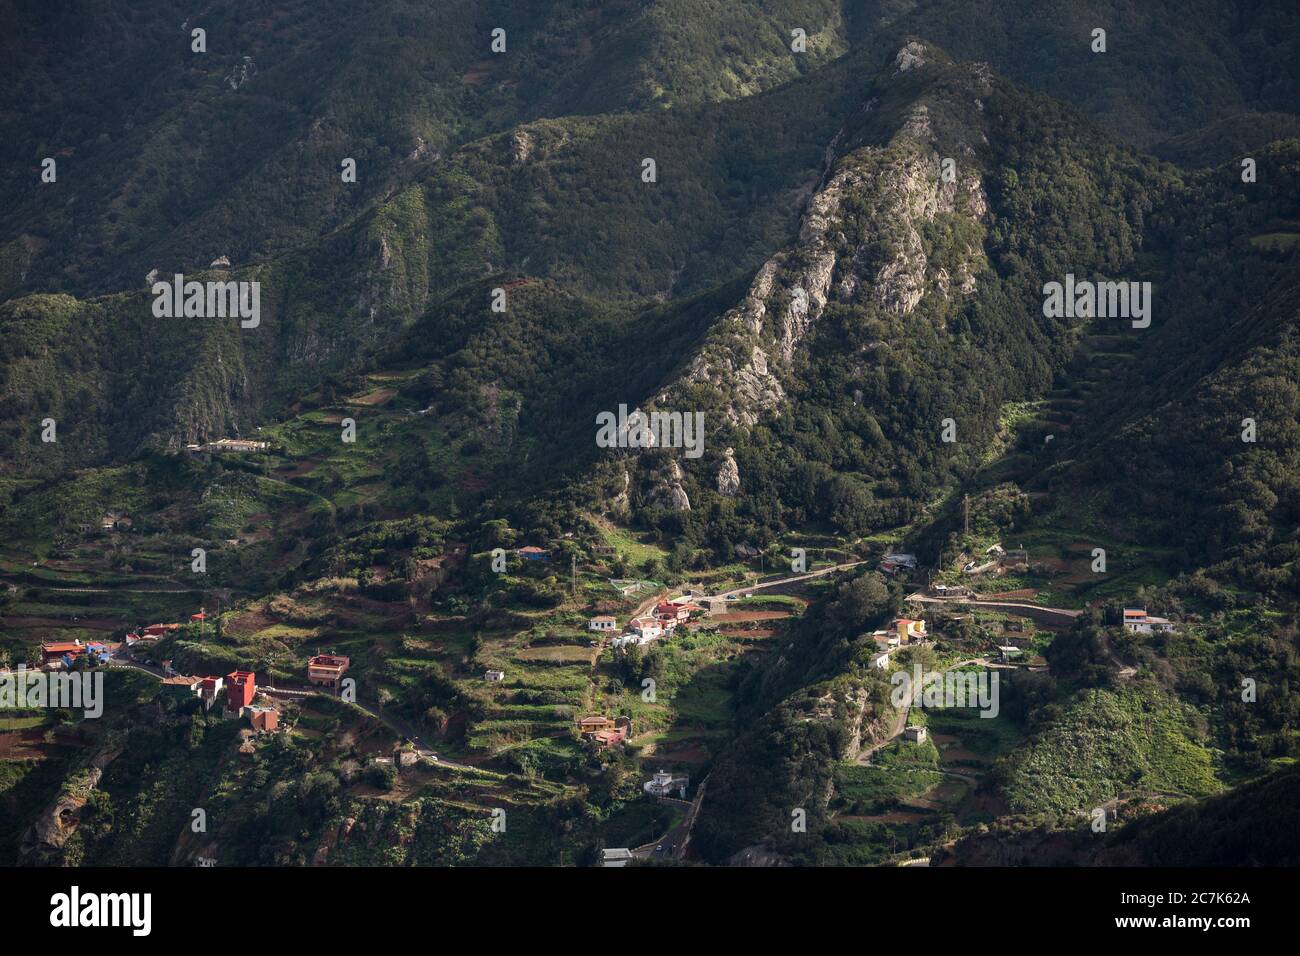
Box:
(735, 543), (761, 560)
(516, 546), (550, 561)
(190, 610), (207, 624)
(591, 544), (617, 557)
(484, 669), (506, 683)
(40, 640), (84, 665)
(1000, 549), (1030, 570)
(1122, 608), (1176, 634)
(588, 615), (618, 632)
(628, 618), (663, 641)
(592, 728), (627, 749)
(997, 645), (1023, 662)
(870, 628), (897, 646)
(932, 583), (970, 597)
(643, 769), (690, 799)
(903, 726), (928, 743)
(209, 255), (231, 269)
(161, 675), (202, 701)
(245, 706), (279, 733)
(84, 642), (111, 664)
(205, 438), (270, 453)
(892, 618), (928, 643)
(601, 848), (634, 868)
(141, 623), (182, 639)
(880, 553), (918, 575)
(871, 651), (892, 670)
(226, 670), (256, 711)
(579, 715), (631, 749)
(197, 676), (225, 710)
(655, 601), (691, 623)
(42, 640), (110, 667)
(307, 654), (351, 688)
(579, 715), (614, 735)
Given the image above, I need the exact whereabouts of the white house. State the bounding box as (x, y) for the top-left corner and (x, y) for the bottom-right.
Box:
(588, 616), (618, 632)
(1122, 608), (1175, 634)
(484, 669), (505, 682)
(903, 726), (928, 743)
(871, 651), (891, 670)
(629, 618), (663, 641)
(644, 769), (689, 799)
(601, 848), (634, 868)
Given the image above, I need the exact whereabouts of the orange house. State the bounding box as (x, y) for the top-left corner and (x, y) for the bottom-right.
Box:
(578, 715), (614, 736)
(307, 654), (350, 687)
(247, 708), (279, 733)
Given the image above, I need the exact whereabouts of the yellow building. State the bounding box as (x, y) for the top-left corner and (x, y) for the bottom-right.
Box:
(893, 618), (927, 643)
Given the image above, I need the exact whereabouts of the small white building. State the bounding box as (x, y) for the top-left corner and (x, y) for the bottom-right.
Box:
(601, 848), (634, 868)
(644, 770), (689, 799)
(1122, 608), (1176, 634)
(484, 669), (505, 683)
(903, 726), (928, 743)
(629, 618), (663, 641)
(871, 651), (891, 670)
(588, 616), (618, 632)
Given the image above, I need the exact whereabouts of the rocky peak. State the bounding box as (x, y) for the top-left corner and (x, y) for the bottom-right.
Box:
(655, 54), (990, 436)
(717, 447), (740, 496)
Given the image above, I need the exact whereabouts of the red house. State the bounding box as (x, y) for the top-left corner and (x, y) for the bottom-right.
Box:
(226, 670), (256, 710)
(142, 623), (182, 638)
(592, 728), (626, 749)
(655, 601), (695, 623)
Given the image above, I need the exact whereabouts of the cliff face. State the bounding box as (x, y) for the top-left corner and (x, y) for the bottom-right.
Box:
(19, 744), (123, 866)
(602, 44), (994, 516)
(664, 44), (990, 433)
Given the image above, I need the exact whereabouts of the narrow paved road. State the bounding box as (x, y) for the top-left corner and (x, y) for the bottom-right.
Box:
(709, 560), (869, 602)
(906, 591), (1081, 624)
(856, 656), (987, 764)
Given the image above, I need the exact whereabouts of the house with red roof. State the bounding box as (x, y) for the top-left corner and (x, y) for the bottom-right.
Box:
(197, 676), (225, 710)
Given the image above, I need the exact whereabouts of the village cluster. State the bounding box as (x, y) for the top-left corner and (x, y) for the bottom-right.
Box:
(24, 608), (356, 738)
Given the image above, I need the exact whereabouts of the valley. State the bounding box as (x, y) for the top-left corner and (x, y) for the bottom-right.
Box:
(2, 1), (1298, 875)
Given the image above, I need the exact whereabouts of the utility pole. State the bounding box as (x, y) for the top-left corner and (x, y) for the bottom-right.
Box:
(963, 494), (970, 537)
